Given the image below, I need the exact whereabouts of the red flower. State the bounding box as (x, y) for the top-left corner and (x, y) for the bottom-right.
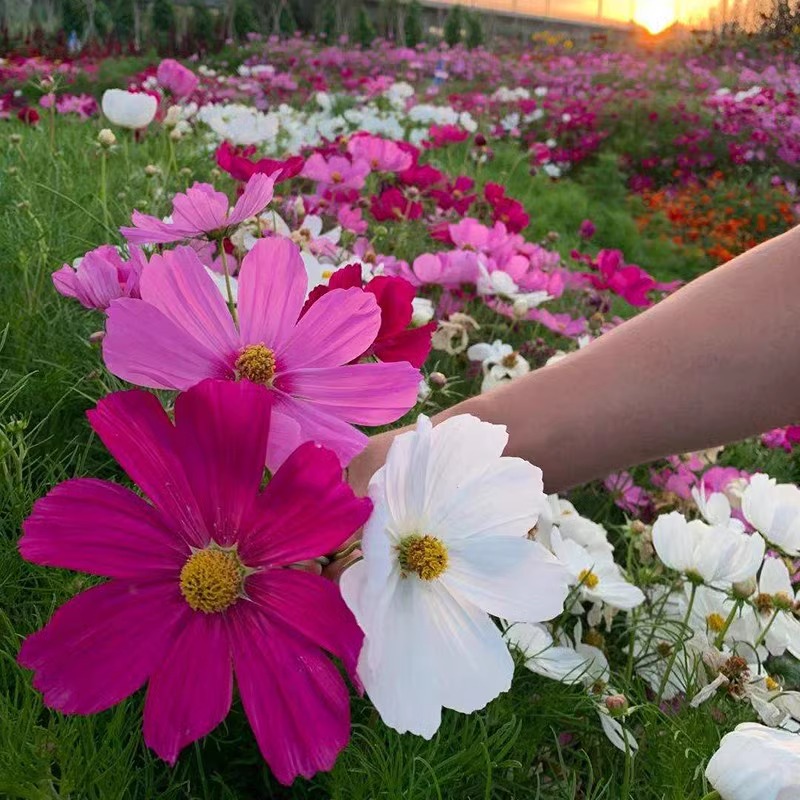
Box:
(425, 124), (469, 148)
(215, 141), (304, 184)
(370, 187), (423, 221)
(484, 183), (529, 233)
(302, 264), (434, 368)
(588, 250), (657, 308)
(17, 107), (39, 125)
(430, 176), (476, 214)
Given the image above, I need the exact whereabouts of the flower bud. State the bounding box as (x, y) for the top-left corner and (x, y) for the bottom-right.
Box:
(97, 128), (116, 148)
(512, 297), (529, 319)
(179, 167), (193, 178)
(604, 694), (629, 717)
(9, 133), (21, 145)
(429, 371), (447, 388)
(88, 330), (105, 345)
(629, 520), (647, 536)
(169, 128), (183, 141)
(732, 577), (757, 599)
(144, 164), (160, 178)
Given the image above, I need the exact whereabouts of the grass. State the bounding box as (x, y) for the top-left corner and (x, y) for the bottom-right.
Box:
(0, 109), (796, 799)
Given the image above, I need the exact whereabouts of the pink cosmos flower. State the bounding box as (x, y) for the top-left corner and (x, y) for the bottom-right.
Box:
(588, 250), (657, 308)
(103, 237), (421, 468)
(18, 379), (371, 784)
(346, 133), (412, 172)
(120, 173), (276, 245)
(370, 187), (423, 221)
(156, 58), (199, 99)
(53, 244), (147, 311)
(301, 153), (371, 191)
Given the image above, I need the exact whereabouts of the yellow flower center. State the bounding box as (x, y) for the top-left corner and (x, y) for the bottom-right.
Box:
(398, 534), (449, 581)
(331, 170), (343, 183)
(755, 592), (774, 614)
(774, 591), (794, 611)
(179, 545), (246, 613)
(578, 568), (600, 589)
(766, 675), (780, 692)
(501, 352), (519, 369)
(235, 344), (276, 384)
(706, 612), (726, 632)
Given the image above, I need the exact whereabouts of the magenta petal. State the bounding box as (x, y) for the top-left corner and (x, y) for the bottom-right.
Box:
(18, 581), (187, 714)
(270, 393), (368, 468)
(172, 379), (272, 546)
(140, 247), (239, 360)
(277, 361), (421, 425)
(277, 288), (380, 369)
(229, 603), (351, 785)
(264, 409), (303, 471)
(121, 211), (195, 245)
(143, 612), (233, 765)
(228, 173), (276, 225)
(87, 389), (207, 547)
(104, 298), (231, 390)
(240, 440), (371, 567)
(237, 237), (307, 349)
(20, 478), (185, 578)
(171, 183), (228, 232)
(245, 570), (363, 680)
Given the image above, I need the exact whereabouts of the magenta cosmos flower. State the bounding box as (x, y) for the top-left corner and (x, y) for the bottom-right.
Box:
(18, 379), (371, 783)
(120, 173), (275, 245)
(103, 236), (421, 468)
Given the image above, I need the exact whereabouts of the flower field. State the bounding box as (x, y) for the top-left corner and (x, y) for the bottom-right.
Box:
(2, 28), (800, 800)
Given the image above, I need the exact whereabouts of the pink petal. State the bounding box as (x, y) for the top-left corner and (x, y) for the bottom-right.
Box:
(104, 298), (231, 390)
(237, 238), (307, 349)
(87, 389), (207, 548)
(276, 361), (421, 425)
(20, 478), (185, 578)
(244, 570), (363, 680)
(121, 211), (196, 245)
(143, 612), (233, 764)
(227, 173), (276, 226)
(171, 183), (228, 232)
(240, 441), (371, 567)
(270, 393), (369, 467)
(277, 288), (380, 369)
(265, 409), (303, 470)
(229, 602), (351, 785)
(18, 581), (187, 714)
(140, 246), (239, 360)
(172, 379), (272, 547)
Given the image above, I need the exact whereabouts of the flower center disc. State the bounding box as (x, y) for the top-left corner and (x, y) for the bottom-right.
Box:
(501, 352), (518, 369)
(578, 568), (599, 589)
(236, 344), (276, 384)
(180, 546), (245, 613)
(706, 612), (726, 632)
(398, 534), (449, 581)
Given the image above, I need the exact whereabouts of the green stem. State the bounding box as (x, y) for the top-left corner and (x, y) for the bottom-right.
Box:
(753, 608), (780, 650)
(219, 245), (238, 325)
(714, 599), (742, 650)
(99, 151), (110, 232)
(699, 792), (721, 800)
(656, 581), (697, 704)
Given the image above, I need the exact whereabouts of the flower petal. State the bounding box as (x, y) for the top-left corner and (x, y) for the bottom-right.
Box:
(172, 379), (273, 546)
(139, 247), (239, 360)
(143, 612), (233, 765)
(18, 581), (186, 714)
(237, 237), (307, 349)
(277, 287), (381, 369)
(228, 173), (276, 226)
(276, 361), (421, 425)
(171, 182), (228, 232)
(20, 478), (185, 578)
(229, 603), (351, 785)
(104, 298), (230, 390)
(241, 440), (371, 567)
(87, 389), (206, 547)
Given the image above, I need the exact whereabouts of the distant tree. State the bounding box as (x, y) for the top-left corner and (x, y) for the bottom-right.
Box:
(233, 0), (257, 38)
(320, 1), (337, 40)
(464, 11), (483, 47)
(151, 0), (175, 51)
(355, 5), (375, 47)
(93, 0), (112, 37)
(191, 2), (215, 49)
(444, 3), (462, 46)
(61, 0), (88, 36)
(404, 0), (423, 46)
(111, 0), (135, 42)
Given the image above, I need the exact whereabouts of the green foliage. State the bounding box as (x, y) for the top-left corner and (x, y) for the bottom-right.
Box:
(110, 0), (135, 42)
(190, 2), (215, 49)
(355, 6), (376, 48)
(443, 3), (462, 46)
(233, 0), (258, 39)
(404, 0), (423, 47)
(151, 0), (176, 51)
(61, 0), (88, 36)
(464, 11), (484, 49)
(93, 1), (113, 38)
(320, 2), (337, 41)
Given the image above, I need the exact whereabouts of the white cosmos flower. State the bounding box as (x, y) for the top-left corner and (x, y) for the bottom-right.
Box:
(505, 622), (590, 684)
(756, 557), (800, 659)
(686, 585), (760, 653)
(467, 340), (530, 393)
(341, 414), (570, 738)
(692, 485), (745, 532)
(101, 89), (157, 129)
(742, 473), (800, 555)
(535, 496), (614, 560)
(467, 339), (515, 367)
(550, 528), (644, 611)
(652, 511), (765, 586)
(411, 297), (435, 326)
(706, 723), (800, 800)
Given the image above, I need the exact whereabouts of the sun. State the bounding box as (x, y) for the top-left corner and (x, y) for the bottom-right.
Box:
(634, 2), (676, 34)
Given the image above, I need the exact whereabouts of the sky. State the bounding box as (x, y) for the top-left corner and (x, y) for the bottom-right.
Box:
(461, 0), (721, 30)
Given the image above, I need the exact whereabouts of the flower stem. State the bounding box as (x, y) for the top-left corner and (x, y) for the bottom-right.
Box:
(753, 608), (780, 650)
(219, 243), (238, 325)
(656, 581), (697, 704)
(99, 150), (110, 232)
(714, 599), (742, 650)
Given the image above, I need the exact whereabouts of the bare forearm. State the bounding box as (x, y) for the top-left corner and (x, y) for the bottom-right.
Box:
(351, 226), (800, 495)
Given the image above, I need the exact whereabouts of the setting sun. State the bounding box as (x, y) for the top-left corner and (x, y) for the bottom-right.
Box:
(634, 2), (677, 34)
